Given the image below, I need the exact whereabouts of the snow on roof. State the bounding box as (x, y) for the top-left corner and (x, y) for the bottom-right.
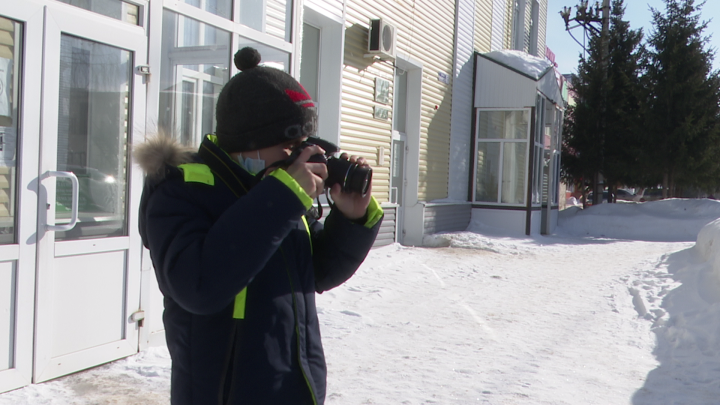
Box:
(483, 49), (554, 81)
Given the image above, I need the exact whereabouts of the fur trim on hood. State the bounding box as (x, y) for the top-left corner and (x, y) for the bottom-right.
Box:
(133, 136), (195, 179)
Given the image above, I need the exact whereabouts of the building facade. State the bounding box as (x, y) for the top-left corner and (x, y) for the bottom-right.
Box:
(0, 0), (559, 392)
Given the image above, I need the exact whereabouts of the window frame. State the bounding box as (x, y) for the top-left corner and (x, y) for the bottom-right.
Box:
(149, 0), (298, 147)
(472, 108), (532, 206)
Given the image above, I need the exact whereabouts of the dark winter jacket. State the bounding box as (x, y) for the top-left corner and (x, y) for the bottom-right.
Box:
(136, 135), (382, 405)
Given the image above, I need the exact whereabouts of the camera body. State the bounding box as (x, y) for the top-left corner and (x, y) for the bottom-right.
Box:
(285, 138), (372, 197)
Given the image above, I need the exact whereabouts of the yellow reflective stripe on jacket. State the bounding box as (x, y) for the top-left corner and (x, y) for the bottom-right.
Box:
(301, 215), (313, 255)
(232, 217), (312, 320)
(178, 163), (214, 185)
(268, 168), (313, 210)
(364, 196), (383, 228)
(233, 287), (248, 319)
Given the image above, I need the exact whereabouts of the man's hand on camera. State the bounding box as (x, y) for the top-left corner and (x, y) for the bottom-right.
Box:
(331, 153), (372, 220)
(286, 145), (328, 199)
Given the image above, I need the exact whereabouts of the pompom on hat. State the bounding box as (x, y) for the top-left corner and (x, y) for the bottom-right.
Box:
(215, 47), (317, 152)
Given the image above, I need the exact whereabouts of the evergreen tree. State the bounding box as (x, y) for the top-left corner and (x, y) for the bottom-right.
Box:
(602, 0), (645, 194)
(644, 0), (720, 197)
(561, 0), (644, 201)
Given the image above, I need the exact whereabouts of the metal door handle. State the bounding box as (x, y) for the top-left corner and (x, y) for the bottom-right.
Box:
(43, 171), (79, 232)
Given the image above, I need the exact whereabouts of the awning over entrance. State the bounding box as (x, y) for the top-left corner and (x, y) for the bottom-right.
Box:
(474, 50), (564, 108)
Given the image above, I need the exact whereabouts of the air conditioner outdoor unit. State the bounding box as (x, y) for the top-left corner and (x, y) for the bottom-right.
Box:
(367, 18), (397, 60)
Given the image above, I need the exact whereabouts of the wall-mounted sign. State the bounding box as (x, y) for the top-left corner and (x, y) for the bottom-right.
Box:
(374, 106), (390, 120)
(437, 71), (449, 85)
(374, 77), (390, 104)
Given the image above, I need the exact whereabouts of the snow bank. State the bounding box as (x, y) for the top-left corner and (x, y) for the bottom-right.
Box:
(558, 198), (720, 241)
(632, 215), (720, 403)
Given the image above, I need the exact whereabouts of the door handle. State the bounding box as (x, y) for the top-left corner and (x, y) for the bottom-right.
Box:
(43, 171), (79, 232)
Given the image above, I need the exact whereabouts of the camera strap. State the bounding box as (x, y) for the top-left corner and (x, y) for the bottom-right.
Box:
(198, 142), (252, 198)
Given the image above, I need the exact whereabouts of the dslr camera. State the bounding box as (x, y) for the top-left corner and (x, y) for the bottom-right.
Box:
(283, 137), (372, 197)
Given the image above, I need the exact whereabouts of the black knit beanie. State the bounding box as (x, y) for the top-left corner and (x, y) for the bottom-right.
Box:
(215, 47), (317, 152)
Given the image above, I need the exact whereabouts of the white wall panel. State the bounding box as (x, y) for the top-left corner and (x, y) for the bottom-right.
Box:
(474, 55), (536, 108)
(51, 252), (127, 358)
(471, 207), (527, 234)
(0, 261), (15, 371)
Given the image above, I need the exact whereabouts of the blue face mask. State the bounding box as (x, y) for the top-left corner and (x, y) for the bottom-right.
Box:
(239, 151), (265, 174)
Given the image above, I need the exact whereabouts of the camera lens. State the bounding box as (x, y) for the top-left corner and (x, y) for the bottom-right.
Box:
(326, 158), (372, 196)
(346, 164), (372, 196)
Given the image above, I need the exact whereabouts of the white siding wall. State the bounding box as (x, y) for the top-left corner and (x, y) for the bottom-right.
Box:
(474, 0), (492, 53)
(305, 0), (345, 21)
(488, 0), (548, 54)
(504, 0), (514, 48)
(490, 0), (507, 51)
(537, 0), (547, 57)
(343, 0), (456, 203)
(448, 0), (475, 201)
(424, 203), (472, 234)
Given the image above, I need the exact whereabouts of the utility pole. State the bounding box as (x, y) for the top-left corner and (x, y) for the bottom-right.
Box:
(560, 0), (611, 206)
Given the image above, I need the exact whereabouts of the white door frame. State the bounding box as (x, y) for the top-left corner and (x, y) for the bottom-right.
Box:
(302, 5), (344, 148)
(394, 54), (423, 246)
(0, 0), (43, 393)
(34, 3), (146, 383)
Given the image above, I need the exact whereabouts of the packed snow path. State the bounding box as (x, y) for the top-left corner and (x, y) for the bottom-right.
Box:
(320, 238), (692, 404)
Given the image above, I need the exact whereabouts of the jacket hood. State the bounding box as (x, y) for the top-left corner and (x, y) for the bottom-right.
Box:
(133, 136), (195, 179)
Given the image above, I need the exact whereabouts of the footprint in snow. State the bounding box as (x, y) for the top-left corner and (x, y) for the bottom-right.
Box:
(340, 310), (361, 317)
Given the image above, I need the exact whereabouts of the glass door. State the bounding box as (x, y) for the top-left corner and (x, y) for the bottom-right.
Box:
(0, 1), (43, 394)
(34, 3), (146, 383)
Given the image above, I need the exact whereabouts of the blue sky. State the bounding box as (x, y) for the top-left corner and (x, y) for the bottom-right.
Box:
(545, 0), (720, 74)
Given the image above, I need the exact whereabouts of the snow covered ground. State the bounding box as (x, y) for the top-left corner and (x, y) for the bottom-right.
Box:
(3, 198), (720, 405)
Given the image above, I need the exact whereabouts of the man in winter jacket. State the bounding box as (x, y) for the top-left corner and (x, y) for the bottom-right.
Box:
(135, 47), (383, 404)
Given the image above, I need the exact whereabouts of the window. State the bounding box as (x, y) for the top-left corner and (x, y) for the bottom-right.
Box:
(184, 0), (232, 20)
(159, 11), (231, 146)
(265, 0), (292, 42)
(237, 0), (292, 42)
(299, 23), (320, 104)
(178, 0), (293, 41)
(58, 0), (140, 25)
(299, 6), (343, 147)
(474, 110), (530, 205)
(529, 0), (540, 56)
(511, 0), (526, 51)
(0, 17), (21, 245)
(548, 106), (562, 205)
(158, 6), (292, 147)
(393, 69), (407, 134)
(55, 35), (133, 240)
(532, 95), (544, 204)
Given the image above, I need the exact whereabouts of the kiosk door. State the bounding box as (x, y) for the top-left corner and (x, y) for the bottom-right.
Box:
(33, 3), (146, 383)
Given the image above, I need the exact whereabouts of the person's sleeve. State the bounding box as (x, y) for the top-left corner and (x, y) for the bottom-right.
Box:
(144, 175), (308, 315)
(310, 197), (383, 293)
